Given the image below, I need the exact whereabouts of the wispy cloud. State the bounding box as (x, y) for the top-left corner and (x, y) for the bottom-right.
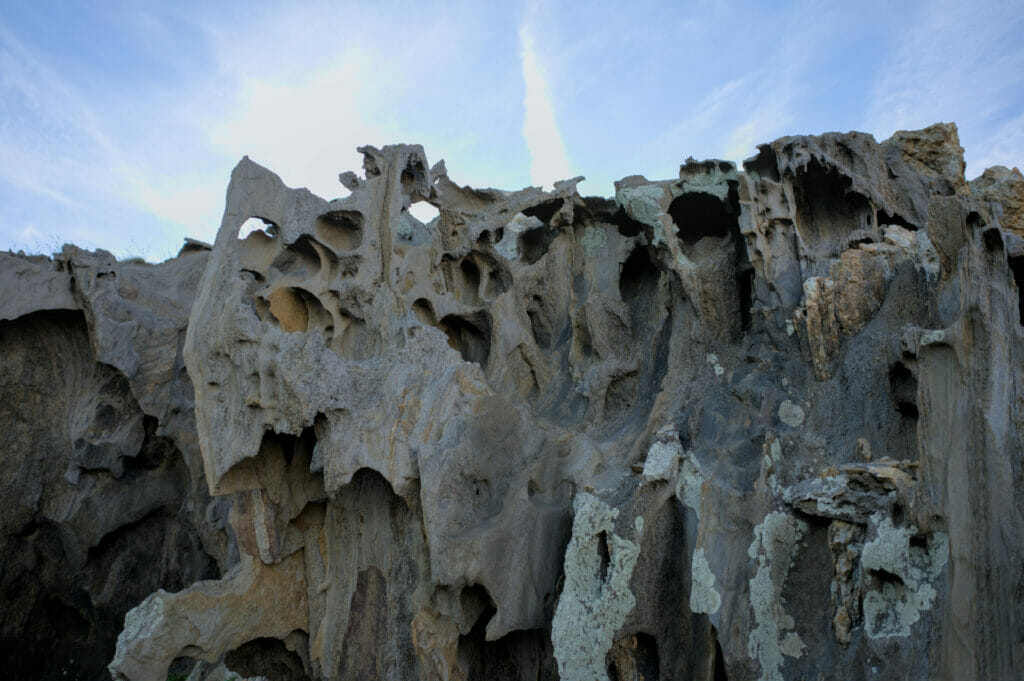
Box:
(865, 0), (1024, 175)
(519, 15), (572, 188)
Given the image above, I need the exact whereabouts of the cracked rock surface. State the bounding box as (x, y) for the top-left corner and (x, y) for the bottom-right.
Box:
(2, 123), (1023, 681)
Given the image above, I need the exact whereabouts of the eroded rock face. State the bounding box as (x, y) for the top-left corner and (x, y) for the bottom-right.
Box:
(0, 248), (230, 681)
(3, 122), (1023, 681)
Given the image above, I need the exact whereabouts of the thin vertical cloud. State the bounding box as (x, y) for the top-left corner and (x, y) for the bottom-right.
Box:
(519, 20), (572, 188)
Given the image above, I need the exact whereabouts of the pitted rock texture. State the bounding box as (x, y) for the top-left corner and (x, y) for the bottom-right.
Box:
(2, 122), (1023, 681)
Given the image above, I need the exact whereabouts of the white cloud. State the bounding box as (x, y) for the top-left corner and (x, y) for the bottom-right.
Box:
(519, 19), (573, 188)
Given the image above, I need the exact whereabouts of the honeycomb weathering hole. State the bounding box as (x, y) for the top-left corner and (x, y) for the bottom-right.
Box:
(668, 192), (736, 244)
(316, 210), (364, 252)
(408, 202), (440, 224)
(267, 288), (309, 333)
(439, 314), (491, 368)
(238, 217), (276, 240)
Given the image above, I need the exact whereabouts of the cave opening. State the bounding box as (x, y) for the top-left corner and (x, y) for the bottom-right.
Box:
(667, 192), (737, 244)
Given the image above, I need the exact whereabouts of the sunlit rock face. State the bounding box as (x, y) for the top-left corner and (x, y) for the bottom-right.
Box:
(3, 123), (1023, 681)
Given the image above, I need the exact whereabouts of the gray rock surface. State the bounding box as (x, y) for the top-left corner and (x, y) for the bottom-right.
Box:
(2, 122), (1023, 681)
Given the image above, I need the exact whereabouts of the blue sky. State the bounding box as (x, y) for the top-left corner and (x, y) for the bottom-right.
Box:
(1, 0), (1022, 260)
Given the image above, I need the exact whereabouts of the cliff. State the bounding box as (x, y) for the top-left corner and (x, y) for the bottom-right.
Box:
(2, 123), (1022, 681)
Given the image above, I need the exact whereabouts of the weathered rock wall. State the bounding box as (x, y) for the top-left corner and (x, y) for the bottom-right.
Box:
(2, 123), (1022, 681)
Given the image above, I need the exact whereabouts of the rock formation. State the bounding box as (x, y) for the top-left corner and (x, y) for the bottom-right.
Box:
(2, 123), (1023, 681)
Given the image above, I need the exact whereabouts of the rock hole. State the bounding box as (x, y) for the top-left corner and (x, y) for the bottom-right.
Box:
(315, 210), (364, 252)
(605, 371), (640, 419)
(225, 636), (312, 681)
(982, 226), (1004, 252)
(909, 534), (928, 551)
(459, 259), (482, 303)
(527, 295), (553, 349)
(792, 159), (873, 257)
(634, 633), (660, 680)
(168, 656), (198, 680)
(439, 314), (491, 368)
(891, 501), (906, 526)
(238, 217), (276, 240)
(876, 209), (918, 231)
(412, 298), (436, 325)
(667, 192), (737, 244)
(522, 198), (564, 225)
(520, 225), (556, 265)
(456, 588), (554, 680)
(889, 362), (919, 419)
(408, 201), (440, 224)
(610, 207), (646, 237)
(267, 287), (309, 333)
(271, 237), (323, 278)
(738, 267), (755, 332)
(619, 247), (659, 304)
(400, 157), (428, 198)
(869, 567), (903, 586)
(966, 211), (982, 231)
(597, 530), (610, 582)
(1009, 255), (1024, 326)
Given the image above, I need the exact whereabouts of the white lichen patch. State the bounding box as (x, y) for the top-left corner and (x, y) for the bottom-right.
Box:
(813, 474), (852, 518)
(705, 353), (725, 376)
(778, 400), (805, 428)
(861, 514), (949, 638)
(690, 547), (722, 615)
(581, 224), (609, 256)
(675, 451), (705, 517)
(747, 511), (807, 681)
(552, 493), (641, 681)
(643, 435), (681, 483)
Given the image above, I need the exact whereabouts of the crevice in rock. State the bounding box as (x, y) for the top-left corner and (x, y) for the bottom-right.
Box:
(597, 530), (611, 582)
(712, 635), (728, 681)
(877, 208), (918, 231)
(737, 266), (755, 333)
(889, 361), (919, 420)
